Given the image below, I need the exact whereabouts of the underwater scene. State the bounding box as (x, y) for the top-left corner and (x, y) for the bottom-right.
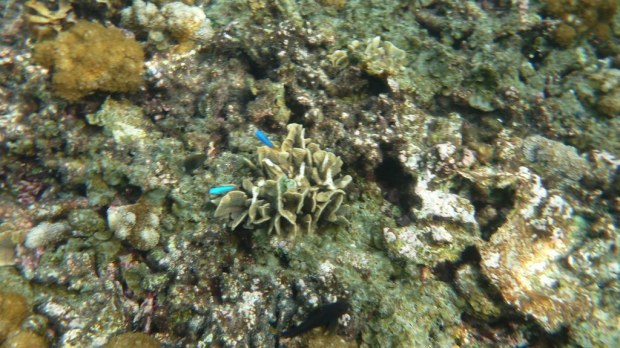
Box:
(0, 0), (619, 347)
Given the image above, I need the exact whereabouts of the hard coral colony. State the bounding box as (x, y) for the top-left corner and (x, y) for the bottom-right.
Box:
(33, 20), (144, 101)
(214, 124), (352, 236)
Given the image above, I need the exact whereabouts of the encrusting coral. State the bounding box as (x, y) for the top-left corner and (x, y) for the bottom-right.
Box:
(33, 20), (144, 101)
(214, 124), (352, 236)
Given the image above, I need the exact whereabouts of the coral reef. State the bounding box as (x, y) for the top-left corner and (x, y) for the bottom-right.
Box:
(0, 0), (618, 346)
(354, 36), (407, 78)
(214, 124), (351, 236)
(161, 2), (213, 44)
(33, 20), (144, 101)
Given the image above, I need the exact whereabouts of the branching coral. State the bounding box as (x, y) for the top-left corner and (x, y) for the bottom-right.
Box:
(214, 124), (352, 236)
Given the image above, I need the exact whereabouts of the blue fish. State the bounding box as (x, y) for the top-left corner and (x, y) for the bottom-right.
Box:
(255, 129), (274, 148)
(208, 185), (236, 195)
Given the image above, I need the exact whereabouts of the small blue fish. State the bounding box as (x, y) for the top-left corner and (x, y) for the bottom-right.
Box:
(209, 185), (236, 195)
(255, 129), (274, 148)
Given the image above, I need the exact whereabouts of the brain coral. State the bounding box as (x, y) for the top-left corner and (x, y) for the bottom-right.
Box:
(214, 124), (352, 236)
(33, 20), (144, 101)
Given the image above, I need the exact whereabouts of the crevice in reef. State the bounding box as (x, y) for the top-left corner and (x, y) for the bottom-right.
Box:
(450, 175), (516, 241)
(460, 312), (569, 347)
(120, 184), (143, 204)
(283, 86), (309, 126)
(362, 72), (391, 96)
(471, 185), (516, 241)
(374, 147), (417, 226)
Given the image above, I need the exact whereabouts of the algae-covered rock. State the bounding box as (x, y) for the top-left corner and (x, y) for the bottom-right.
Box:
(67, 209), (106, 237)
(383, 174), (480, 264)
(32, 20), (144, 101)
(39, 289), (127, 347)
(86, 98), (158, 150)
(86, 99), (183, 192)
(104, 332), (160, 348)
(247, 79), (291, 127)
(597, 89), (620, 118)
(214, 124), (352, 236)
(455, 264), (501, 321)
(544, 0), (618, 47)
(301, 330), (357, 348)
(474, 167), (591, 331)
(522, 135), (589, 182)
(360, 281), (463, 347)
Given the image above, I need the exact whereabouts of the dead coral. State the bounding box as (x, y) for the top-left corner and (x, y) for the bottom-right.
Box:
(214, 124), (352, 236)
(33, 20), (144, 102)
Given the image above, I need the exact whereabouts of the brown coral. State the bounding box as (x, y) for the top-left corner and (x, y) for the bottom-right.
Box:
(0, 292), (29, 342)
(544, 0), (618, 47)
(33, 20), (144, 101)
